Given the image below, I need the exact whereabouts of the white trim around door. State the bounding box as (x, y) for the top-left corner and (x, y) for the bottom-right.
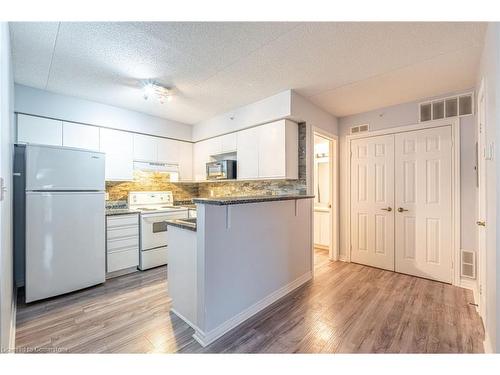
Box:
(345, 118), (461, 285)
(312, 128), (339, 261)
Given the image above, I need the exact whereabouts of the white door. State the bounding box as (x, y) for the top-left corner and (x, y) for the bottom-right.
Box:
(394, 126), (453, 283)
(477, 82), (487, 317)
(350, 134), (395, 271)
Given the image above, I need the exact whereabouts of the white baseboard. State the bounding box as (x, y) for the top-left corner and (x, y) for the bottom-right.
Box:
(8, 287), (17, 352)
(192, 271), (312, 347)
(458, 277), (480, 315)
(170, 308), (201, 333)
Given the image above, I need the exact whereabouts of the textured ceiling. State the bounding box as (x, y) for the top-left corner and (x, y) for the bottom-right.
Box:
(10, 22), (486, 124)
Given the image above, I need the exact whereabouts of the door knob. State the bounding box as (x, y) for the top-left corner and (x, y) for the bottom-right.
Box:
(381, 207), (392, 212)
(398, 207), (409, 212)
(476, 221), (486, 227)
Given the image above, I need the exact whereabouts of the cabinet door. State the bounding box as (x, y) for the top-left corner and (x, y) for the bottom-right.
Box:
(205, 137), (222, 156)
(221, 133), (237, 153)
(133, 134), (157, 162)
(258, 120), (286, 178)
(179, 142), (193, 181)
(99, 129), (134, 181)
(17, 114), (63, 146)
(237, 127), (259, 179)
(193, 140), (211, 181)
(63, 122), (100, 150)
(158, 138), (180, 163)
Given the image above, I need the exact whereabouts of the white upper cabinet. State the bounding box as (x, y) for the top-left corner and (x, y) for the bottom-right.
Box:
(237, 120), (298, 180)
(221, 133), (237, 153)
(62, 122), (100, 151)
(158, 138), (180, 164)
(99, 128), (134, 181)
(258, 120), (297, 179)
(17, 114), (63, 146)
(205, 137), (222, 156)
(133, 134), (157, 162)
(178, 142), (193, 181)
(193, 140), (212, 181)
(236, 127), (260, 180)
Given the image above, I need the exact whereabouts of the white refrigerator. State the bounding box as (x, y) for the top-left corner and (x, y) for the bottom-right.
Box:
(22, 144), (106, 302)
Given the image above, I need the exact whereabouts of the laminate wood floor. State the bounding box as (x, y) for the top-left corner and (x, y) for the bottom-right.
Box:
(15, 249), (484, 353)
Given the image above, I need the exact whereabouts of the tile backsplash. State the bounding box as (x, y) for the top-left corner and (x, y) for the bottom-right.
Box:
(106, 123), (307, 203)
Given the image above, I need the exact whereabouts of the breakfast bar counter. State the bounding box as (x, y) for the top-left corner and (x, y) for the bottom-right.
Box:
(192, 194), (315, 206)
(166, 195), (314, 347)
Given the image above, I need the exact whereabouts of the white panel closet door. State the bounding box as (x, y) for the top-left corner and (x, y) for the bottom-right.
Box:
(394, 126), (453, 283)
(350, 135), (395, 271)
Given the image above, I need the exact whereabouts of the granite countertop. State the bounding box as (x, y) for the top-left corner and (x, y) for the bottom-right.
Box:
(165, 218), (197, 232)
(192, 194), (315, 206)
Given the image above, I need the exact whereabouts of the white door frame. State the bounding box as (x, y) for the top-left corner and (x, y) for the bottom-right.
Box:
(345, 118), (461, 285)
(311, 127), (339, 261)
(476, 78), (487, 318)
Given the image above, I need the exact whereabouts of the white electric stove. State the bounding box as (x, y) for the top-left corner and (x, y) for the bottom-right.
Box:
(128, 191), (189, 270)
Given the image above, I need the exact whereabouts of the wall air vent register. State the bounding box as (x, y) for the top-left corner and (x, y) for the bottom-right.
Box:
(350, 124), (369, 135)
(419, 92), (473, 122)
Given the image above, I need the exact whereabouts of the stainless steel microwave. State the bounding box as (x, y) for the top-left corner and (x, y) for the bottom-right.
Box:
(206, 160), (237, 180)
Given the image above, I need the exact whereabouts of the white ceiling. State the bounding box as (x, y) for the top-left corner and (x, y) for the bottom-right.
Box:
(10, 22), (486, 124)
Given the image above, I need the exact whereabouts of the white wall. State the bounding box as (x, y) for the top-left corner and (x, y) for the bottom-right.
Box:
(475, 22), (500, 353)
(15, 84), (192, 141)
(195, 198), (312, 343)
(0, 22), (15, 351)
(290, 91), (338, 135)
(192, 90), (292, 141)
(192, 90), (338, 141)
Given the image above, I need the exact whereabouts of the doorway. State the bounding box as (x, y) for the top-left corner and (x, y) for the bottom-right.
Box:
(313, 132), (337, 261)
(349, 124), (458, 284)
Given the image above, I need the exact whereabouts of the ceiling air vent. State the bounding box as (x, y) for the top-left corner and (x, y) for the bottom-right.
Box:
(420, 92), (473, 123)
(350, 124), (369, 135)
(461, 250), (476, 279)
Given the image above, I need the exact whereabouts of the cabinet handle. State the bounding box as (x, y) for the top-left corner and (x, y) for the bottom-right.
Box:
(476, 221), (486, 227)
(398, 207), (409, 213)
(381, 207), (392, 212)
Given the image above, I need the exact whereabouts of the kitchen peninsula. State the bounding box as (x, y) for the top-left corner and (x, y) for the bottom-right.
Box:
(166, 195), (314, 347)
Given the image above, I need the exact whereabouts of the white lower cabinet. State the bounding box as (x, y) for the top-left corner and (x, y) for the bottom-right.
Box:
(106, 214), (139, 274)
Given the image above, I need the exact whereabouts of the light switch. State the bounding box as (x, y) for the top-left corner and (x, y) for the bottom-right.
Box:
(486, 142), (495, 161)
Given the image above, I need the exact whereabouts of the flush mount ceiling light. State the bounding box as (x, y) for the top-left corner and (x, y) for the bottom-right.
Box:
(142, 81), (173, 104)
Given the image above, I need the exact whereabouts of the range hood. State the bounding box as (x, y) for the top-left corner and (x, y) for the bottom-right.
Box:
(133, 161), (180, 181)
